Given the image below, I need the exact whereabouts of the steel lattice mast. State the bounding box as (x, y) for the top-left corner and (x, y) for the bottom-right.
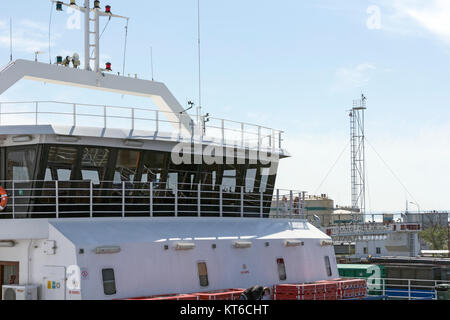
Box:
(350, 94), (367, 217)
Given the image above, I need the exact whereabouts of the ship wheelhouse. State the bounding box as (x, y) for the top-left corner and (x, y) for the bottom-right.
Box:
(0, 100), (286, 220)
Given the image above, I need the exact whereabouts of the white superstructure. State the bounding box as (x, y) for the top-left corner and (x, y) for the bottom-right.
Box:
(0, 0), (337, 300)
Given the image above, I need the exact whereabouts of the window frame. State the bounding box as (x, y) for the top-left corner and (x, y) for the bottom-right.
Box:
(276, 257), (287, 281)
(197, 261), (210, 288)
(101, 268), (117, 296)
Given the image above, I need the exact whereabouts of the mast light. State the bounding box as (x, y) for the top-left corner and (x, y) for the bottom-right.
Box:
(105, 62), (112, 71)
(105, 5), (111, 13)
(70, 0), (76, 5)
(94, 0), (100, 9)
(56, 1), (63, 11)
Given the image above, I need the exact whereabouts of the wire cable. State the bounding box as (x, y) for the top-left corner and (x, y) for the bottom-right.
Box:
(122, 19), (129, 76)
(366, 137), (420, 207)
(314, 142), (350, 194)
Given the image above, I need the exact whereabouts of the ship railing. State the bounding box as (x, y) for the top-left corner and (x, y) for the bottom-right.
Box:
(341, 276), (450, 300)
(0, 180), (295, 219)
(0, 101), (284, 152)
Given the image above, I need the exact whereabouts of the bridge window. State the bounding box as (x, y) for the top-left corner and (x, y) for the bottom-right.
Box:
(222, 169), (236, 193)
(102, 268), (117, 296)
(324, 256), (332, 277)
(45, 146), (78, 181)
(197, 262), (209, 287)
(245, 168), (257, 193)
(277, 258), (287, 281)
(114, 150), (140, 183)
(81, 148), (110, 184)
(6, 148), (36, 180)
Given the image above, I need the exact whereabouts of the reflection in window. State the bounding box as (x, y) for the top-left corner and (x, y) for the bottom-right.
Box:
(245, 168), (257, 193)
(46, 146), (78, 181)
(141, 152), (167, 186)
(167, 172), (178, 194)
(7, 148), (36, 180)
(82, 170), (100, 185)
(222, 170), (236, 193)
(260, 167), (270, 193)
(114, 150), (140, 183)
(324, 256), (333, 277)
(102, 268), (117, 296)
(81, 148), (109, 183)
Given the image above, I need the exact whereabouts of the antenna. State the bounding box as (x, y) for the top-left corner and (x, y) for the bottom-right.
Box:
(51, 0), (129, 72)
(150, 46), (154, 81)
(9, 18), (13, 62)
(197, 0), (202, 119)
(349, 94), (367, 218)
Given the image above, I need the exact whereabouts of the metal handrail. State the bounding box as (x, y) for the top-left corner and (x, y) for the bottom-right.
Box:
(0, 180), (288, 220)
(0, 101), (284, 151)
(341, 276), (450, 300)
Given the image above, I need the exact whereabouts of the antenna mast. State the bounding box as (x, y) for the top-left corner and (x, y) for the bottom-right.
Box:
(197, 0), (202, 126)
(52, 0), (128, 72)
(349, 94), (367, 217)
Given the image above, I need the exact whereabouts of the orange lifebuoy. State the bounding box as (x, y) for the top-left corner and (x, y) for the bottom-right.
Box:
(0, 187), (8, 211)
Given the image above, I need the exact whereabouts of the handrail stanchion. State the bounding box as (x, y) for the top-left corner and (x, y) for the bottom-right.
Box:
(241, 186), (244, 218)
(408, 279), (411, 300)
(219, 187), (223, 218)
(12, 181), (15, 219)
(222, 119), (225, 145)
(35, 102), (38, 125)
(258, 126), (261, 150)
(131, 108), (135, 131)
(260, 191), (263, 218)
(276, 189), (280, 218)
(104, 106), (107, 128)
(289, 190), (293, 219)
(55, 180), (59, 219)
(73, 104), (76, 127)
(0, 103), (2, 125)
(122, 181), (125, 218)
(382, 279), (386, 297)
(174, 184), (178, 217)
(150, 182), (153, 217)
(155, 110), (159, 132)
(241, 123), (244, 148)
(197, 183), (201, 217)
(279, 131), (282, 149)
(89, 181), (93, 218)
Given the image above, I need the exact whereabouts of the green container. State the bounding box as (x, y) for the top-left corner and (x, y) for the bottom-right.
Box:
(338, 264), (386, 296)
(436, 284), (450, 300)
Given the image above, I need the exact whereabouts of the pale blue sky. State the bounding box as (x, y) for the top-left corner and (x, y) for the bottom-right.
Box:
(0, 0), (449, 212)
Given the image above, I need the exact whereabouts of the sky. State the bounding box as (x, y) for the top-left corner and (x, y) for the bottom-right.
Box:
(0, 0), (449, 212)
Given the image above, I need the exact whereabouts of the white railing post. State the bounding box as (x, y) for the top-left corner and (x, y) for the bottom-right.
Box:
(408, 279), (411, 300)
(240, 186), (244, 218)
(197, 183), (201, 217)
(257, 126), (261, 150)
(276, 189), (280, 218)
(174, 184), (178, 217)
(150, 182), (153, 217)
(131, 108), (135, 131)
(55, 180), (59, 219)
(289, 190), (293, 219)
(221, 119), (225, 145)
(104, 106), (107, 128)
(12, 182), (15, 219)
(279, 131), (282, 149)
(122, 181), (125, 218)
(35, 102), (38, 125)
(0, 103), (2, 125)
(241, 123), (244, 148)
(155, 110), (159, 132)
(89, 181), (93, 218)
(260, 191), (263, 218)
(382, 279), (386, 297)
(73, 104), (76, 127)
(219, 187), (223, 218)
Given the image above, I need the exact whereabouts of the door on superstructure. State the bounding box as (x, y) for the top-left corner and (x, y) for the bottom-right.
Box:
(0, 262), (19, 300)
